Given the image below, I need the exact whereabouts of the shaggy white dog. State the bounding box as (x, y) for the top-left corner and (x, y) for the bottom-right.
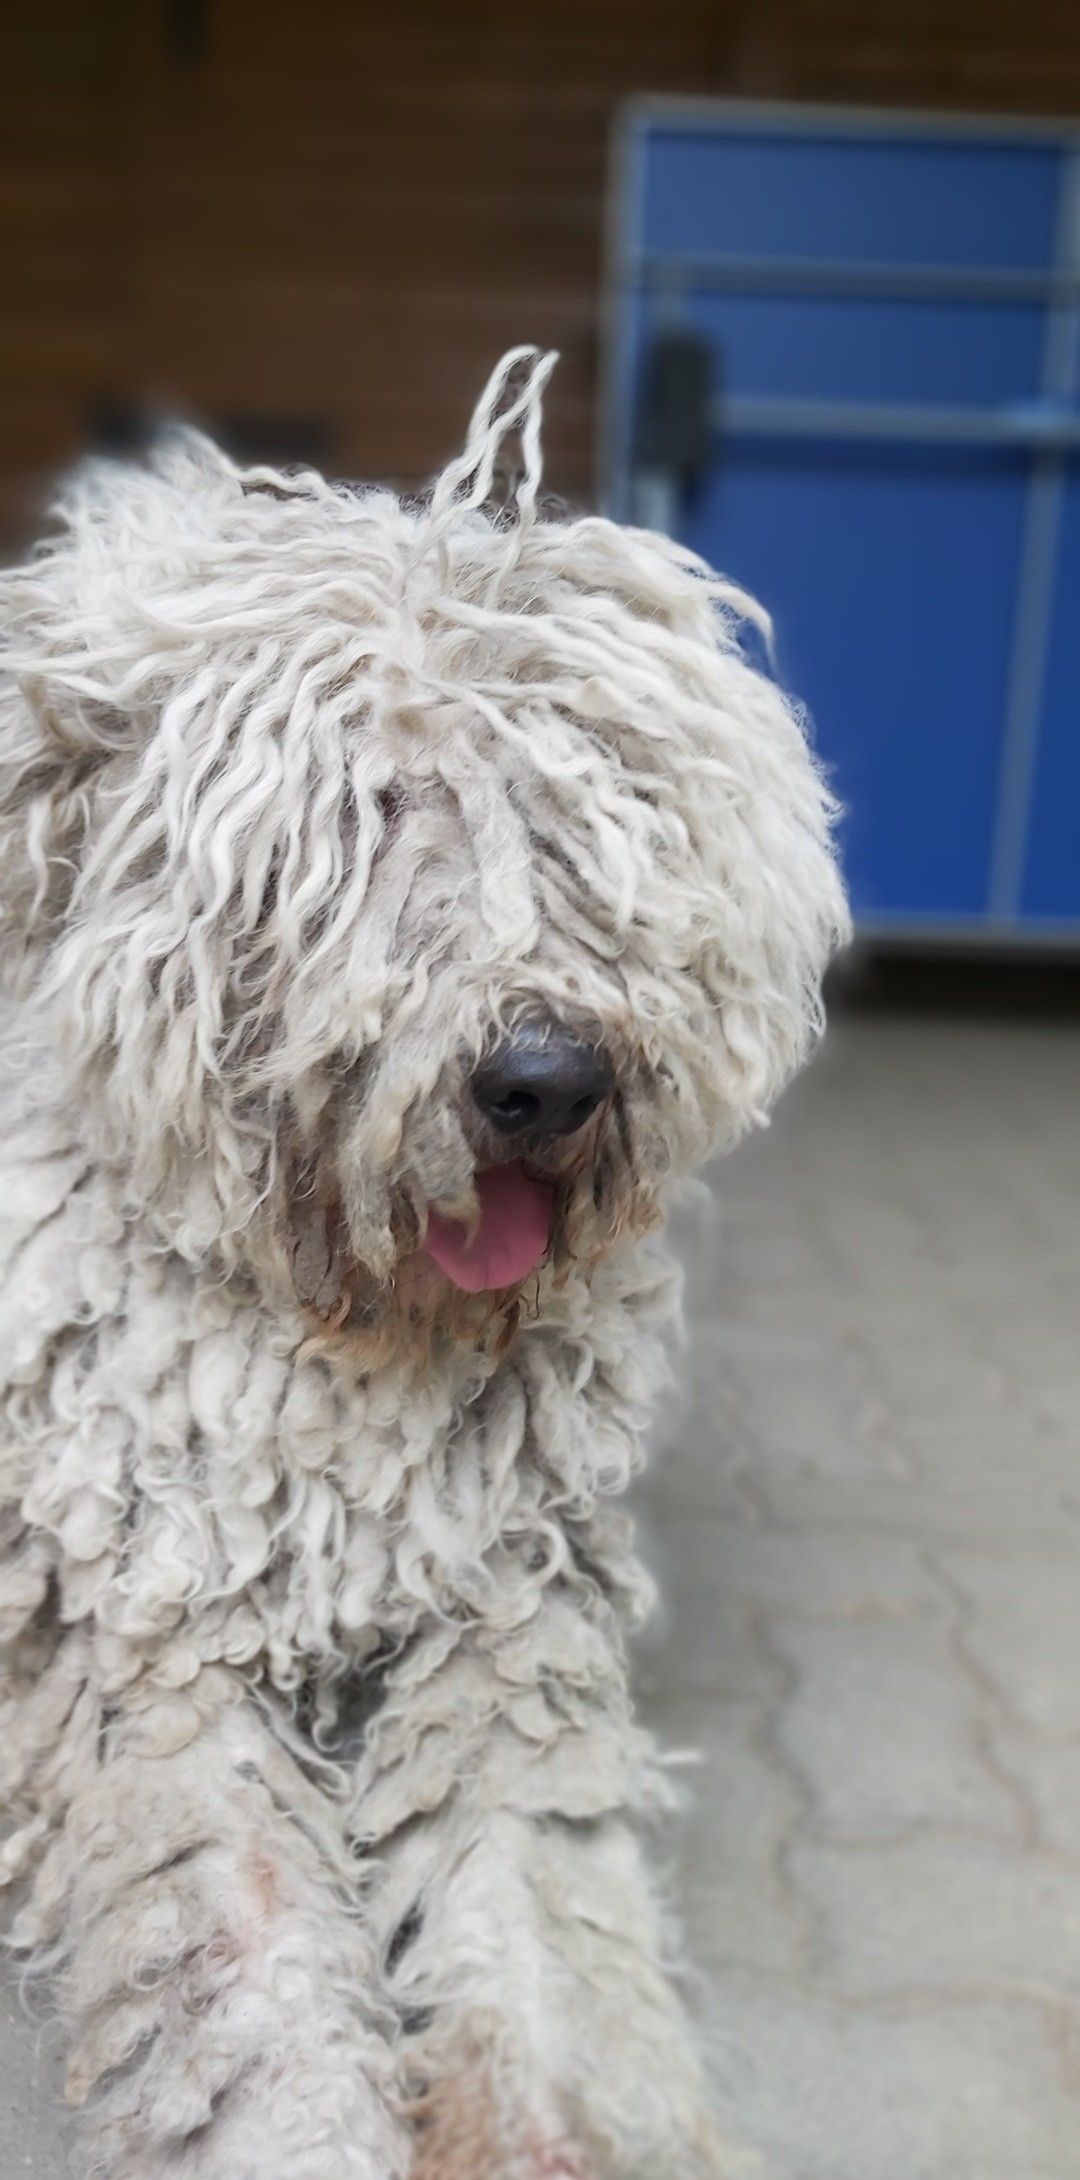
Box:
(0, 348), (847, 2180)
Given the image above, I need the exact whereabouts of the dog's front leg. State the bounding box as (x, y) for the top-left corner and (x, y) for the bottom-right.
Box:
(359, 1614), (737, 2180)
(18, 1663), (407, 2180)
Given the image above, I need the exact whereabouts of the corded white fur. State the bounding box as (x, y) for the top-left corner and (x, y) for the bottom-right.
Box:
(0, 348), (848, 2179)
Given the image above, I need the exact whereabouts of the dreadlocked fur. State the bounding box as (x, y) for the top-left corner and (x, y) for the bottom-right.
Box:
(0, 349), (848, 2180)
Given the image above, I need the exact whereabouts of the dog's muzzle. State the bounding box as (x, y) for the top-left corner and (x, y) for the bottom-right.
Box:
(470, 1022), (613, 1140)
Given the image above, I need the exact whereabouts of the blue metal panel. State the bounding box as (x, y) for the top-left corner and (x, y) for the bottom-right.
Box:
(640, 129), (1062, 271)
(634, 291), (1046, 409)
(1020, 475), (1080, 917)
(606, 102), (1080, 937)
(681, 442), (1025, 919)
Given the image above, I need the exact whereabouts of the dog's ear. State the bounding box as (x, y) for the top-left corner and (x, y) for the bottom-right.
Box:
(0, 436), (276, 1218)
(0, 434), (236, 979)
(0, 435), (398, 1230)
(0, 668), (99, 978)
(0, 544), (124, 975)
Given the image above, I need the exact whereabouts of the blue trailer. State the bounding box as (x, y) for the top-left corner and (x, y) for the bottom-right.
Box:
(602, 101), (1080, 941)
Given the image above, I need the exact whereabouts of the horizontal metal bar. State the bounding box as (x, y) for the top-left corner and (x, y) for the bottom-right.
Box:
(717, 394), (1080, 449)
(622, 94), (1080, 154)
(852, 916), (1080, 950)
(631, 249), (1080, 307)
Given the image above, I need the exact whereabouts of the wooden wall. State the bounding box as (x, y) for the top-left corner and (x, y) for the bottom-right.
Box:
(3, 0), (1080, 545)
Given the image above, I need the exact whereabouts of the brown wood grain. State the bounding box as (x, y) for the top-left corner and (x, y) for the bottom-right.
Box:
(3, 0), (1079, 547)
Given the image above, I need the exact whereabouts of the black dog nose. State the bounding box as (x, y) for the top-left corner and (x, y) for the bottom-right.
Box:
(471, 1026), (613, 1139)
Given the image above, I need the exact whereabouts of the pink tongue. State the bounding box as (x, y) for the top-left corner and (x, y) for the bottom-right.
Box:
(423, 1164), (553, 1293)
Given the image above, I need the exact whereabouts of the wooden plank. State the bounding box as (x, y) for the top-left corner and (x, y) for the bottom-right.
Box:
(5, 0), (1080, 543)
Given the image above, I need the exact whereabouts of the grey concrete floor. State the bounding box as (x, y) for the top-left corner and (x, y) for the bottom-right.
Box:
(639, 1006), (1080, 2180)
(4, 1009), (1080, 2177)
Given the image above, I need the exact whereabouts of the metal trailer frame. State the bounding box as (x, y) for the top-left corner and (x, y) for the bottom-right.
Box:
(600, 98), (1080, 949)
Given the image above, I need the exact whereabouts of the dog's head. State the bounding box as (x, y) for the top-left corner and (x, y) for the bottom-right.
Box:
(1, 350), (848, 1359)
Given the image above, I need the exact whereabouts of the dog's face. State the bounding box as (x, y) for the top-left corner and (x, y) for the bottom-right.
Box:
(1, 355), (847, 1358)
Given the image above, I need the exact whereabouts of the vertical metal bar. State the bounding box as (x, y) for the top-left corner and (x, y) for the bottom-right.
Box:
(987, 147), (1080, 918)
(631, 469), (681, 533)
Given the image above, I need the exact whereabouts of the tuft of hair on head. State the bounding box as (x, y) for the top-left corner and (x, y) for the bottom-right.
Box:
(428, 346), (558, 535)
